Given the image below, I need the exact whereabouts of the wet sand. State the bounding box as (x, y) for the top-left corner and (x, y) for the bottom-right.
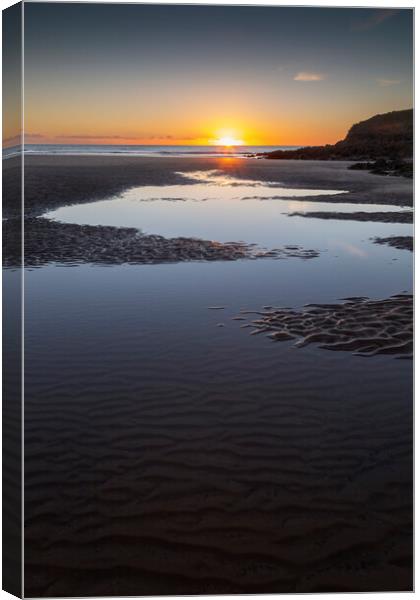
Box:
(373, 236), (414, 252)
(288, 211), (413, 224)
(239, 295), (413, 358)
(3, 154), (413, 220)
(4, 217), (320, 268)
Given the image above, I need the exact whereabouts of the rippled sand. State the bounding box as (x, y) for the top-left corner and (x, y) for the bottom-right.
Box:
(239, 294), (413, 358)
(4, 218), (320, 267)
(373, 236), (413, 252)
(288, 211), (413, 223)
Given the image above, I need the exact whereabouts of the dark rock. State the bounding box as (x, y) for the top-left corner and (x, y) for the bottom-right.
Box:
(259, 109), (413, 168)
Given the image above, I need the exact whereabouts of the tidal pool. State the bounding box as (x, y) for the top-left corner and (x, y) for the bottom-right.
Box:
(44, 169), (410, 251)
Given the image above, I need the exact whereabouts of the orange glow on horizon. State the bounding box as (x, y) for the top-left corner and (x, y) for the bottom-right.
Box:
(23, 114), (360, 146)
(22, 129), (340, 147)
(23, 110), (392, 147)
(24, 88), (368, 147)
(212, 135), (245, 147)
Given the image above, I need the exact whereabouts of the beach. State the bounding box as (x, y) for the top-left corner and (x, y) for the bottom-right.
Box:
(4, 155), (413, 268)
(6, 154), (412, 595)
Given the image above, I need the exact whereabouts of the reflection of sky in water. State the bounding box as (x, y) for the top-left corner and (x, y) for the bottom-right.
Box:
(19, 258), (412, 478)
(45, 170), (412, 259)
(17, 168), (412, 581)
(17, 168), (412, 473)
(38, 166), (413, 325)
(20, 249), (412, 411)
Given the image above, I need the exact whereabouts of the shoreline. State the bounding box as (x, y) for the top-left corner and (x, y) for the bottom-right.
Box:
(3, 155), (413, 221)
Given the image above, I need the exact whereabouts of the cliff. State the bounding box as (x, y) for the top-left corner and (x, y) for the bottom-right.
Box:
(262, 109), (413, 161)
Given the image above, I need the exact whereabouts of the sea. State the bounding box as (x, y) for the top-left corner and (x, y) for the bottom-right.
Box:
(3, 143), (300, 159)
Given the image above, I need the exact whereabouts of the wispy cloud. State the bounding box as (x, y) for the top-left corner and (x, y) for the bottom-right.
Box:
(59, 134), (145, 140)
(376, 78), (401, 87)
(20, 132), (208, 144)
(56, 133), (198, 141)
(4, 132), (46, 147)
(25, 133), (46, 140)
(3, 133), (22, 146)
(351, 9), (398, 32)
(294, 72), (327, 82)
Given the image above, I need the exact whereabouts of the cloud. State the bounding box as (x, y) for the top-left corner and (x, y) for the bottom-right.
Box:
(59, 134), (142, 140)
(4, 132), (46, 146)
(376, 78), (401, 87)
(294, 72), (327, 82)
(3, 133), (22, 146)
(18, 132), (204, 144)
(56, 133), (198, 141)
(25, 133), (46, 140)
(351, 9), (398, 32)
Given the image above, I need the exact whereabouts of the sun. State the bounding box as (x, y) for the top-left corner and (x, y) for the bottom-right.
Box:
(213, 135), (245, 147)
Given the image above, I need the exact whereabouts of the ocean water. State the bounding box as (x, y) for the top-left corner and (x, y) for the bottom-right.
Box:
(18, 162), (413, 595)
(4, 143), (300, 159)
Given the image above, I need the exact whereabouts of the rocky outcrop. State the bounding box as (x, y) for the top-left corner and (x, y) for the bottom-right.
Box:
(260, 109), (413, 161)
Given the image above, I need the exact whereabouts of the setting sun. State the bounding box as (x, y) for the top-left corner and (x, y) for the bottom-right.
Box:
(213, 135), (245, 146)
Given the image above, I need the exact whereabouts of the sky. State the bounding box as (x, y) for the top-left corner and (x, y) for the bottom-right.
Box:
(21, 3), (413, 146)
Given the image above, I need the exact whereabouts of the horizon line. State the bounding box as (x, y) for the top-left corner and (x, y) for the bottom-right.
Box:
(4, 142), (307, 148)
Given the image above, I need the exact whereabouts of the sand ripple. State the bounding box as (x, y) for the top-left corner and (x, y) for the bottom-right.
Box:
(288, 211), (413, 224)
(373, 236), (413, 252)
(4, 218), (320, 267)
(239, 295), (413, 358)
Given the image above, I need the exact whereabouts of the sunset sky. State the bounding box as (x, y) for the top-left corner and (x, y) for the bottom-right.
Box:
(21, 4), (413, 146)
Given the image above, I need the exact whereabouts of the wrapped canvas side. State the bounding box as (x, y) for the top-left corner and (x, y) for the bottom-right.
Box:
(2, 2), (23, 597)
